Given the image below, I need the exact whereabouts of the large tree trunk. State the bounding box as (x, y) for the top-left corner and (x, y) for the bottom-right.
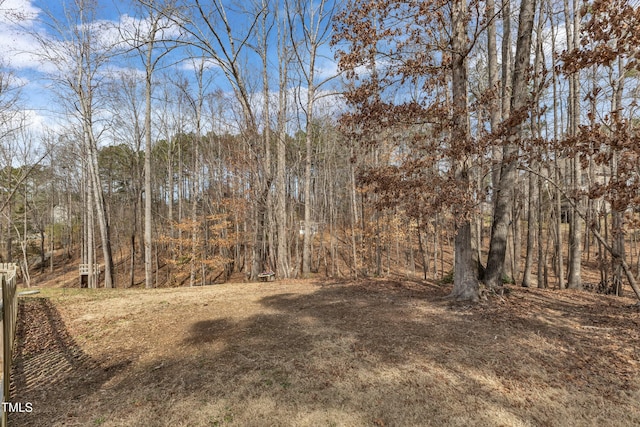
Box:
(501, 0), (513, 120)
(276, 58), (289, 279)
(81, 106), (114, 289)
(497, 0), (513, 278)
(144, 62), (153, 289)
(549, 11), (566, 289)
(486, 0), (502, 194)
(142, 19), (161, 289)
(565, 0), (583, 290)
(89, 151), (114, 288)
(609, 56), (626, 295)
(259, 6), (275, 276)
(449, 0), (479, 302)
(452, 216), (479, 301)
(484, 0), (537, 288)
(523, 3), (545, 287)
(85, 154), (96, 289)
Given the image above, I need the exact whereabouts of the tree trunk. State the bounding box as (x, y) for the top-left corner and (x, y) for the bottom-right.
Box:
(22, 185), (31, 287)
(522, 168), (537, 287)
(501, 0), (513, 120)
(487, 0), (502, 194)
(449, 0), (479, 302)
(302, 91), (314, 277)
(143, 26), (156, 289)
(528, 1), (545, 288)
(39, 229), (45, 274)
(276, 83), (289, 279)
(6, 200), (12, 263)
(554, 158), (566, 288)
(350, 144), (359, 278)
(89, 156), (114, 288)
(537, 168), (546, 288)
(484, 0), (537, 288)
(610, 55), (626, 295)
(143, 126), (153, 288)
(418, 226), (429, 280)
(565, 0), (583, 290)
(85, 158), (96, 289)
(129, 232), (135, 288)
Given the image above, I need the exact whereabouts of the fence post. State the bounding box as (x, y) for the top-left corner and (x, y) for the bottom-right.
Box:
(0, 264), (17, 427)
(1, 274), (7, 427)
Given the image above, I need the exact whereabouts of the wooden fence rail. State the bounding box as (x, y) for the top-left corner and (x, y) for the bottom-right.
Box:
(0, 263), (18, 427)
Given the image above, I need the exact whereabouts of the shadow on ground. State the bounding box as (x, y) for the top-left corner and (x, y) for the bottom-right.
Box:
(9, 298), (131, 427)
(8, 281), (640, 426)
(111, 281), (640, 426)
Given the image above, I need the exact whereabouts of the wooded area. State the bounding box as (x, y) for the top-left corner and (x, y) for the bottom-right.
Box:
(1, 0), (639, 302)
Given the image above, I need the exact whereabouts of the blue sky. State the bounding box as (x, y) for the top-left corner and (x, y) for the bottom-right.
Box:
(0, 0), (129, 130)
(1, 0), (599, 147)
(0, 0), (342, 138)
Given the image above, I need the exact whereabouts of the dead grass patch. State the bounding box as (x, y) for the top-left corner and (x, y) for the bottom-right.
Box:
(9, 280), (640, 426)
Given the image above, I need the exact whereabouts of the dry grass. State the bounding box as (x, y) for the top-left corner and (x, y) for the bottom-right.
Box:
(9, 279), (640, 426)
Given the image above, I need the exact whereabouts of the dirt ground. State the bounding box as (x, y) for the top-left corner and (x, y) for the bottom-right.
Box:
(8, 279), (640, 426)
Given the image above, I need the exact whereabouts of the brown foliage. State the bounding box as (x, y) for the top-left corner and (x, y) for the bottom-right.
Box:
(560, 1), (640, 212)
(561, 0), (640, 73)
(334, 0), (483, 222)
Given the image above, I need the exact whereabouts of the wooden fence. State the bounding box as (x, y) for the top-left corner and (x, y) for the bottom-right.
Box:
(0, 263), (18, 427)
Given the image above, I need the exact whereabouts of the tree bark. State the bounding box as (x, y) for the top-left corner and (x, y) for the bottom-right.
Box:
(448, 0), (479, 302)
(484, 0), (537, 288)
(487, 0), (502, 194)
(565, 0), (583, 290)
(276, 52), (289, 278)
(143, 21), (157, 289)
(501, 0), (513, 121)
(522, 167), (537, 287)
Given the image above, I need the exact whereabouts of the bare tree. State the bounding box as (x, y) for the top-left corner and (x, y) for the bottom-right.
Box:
(31, 0), (116, 287)
(169, 0), (270, 279)
(125, 0), (180, 288)
(0, 63), (24, 263)
(105, 72), (145, 287)
(286, 0), (337, 276)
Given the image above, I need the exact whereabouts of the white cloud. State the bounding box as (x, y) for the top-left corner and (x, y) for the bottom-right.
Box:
(179, 57), (222, 73)
(0, 0), (42, 69)
(116, 13), (183, 49)
(104, 64), (146, 81)
(316, 57), (340, 80)
(23, 108), (61, 134)
(541, 21), (568, 58)
(0, 0), (39, 25)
